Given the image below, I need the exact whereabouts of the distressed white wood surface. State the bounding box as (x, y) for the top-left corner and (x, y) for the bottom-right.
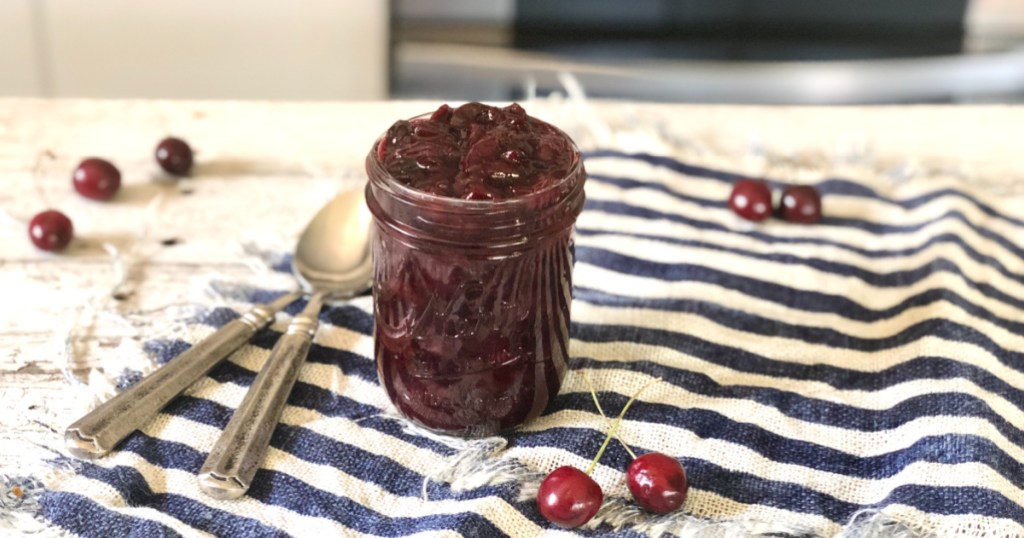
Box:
(1, 99), (1021, 474)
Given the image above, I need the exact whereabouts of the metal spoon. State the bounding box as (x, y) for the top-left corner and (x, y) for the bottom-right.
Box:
(197, 187), (373, 500)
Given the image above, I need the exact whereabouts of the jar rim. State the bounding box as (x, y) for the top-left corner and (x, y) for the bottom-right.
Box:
(365, 113), (585, 213)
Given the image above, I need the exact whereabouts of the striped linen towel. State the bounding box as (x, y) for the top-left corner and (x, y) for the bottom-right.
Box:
(38, 149), (1024, 537)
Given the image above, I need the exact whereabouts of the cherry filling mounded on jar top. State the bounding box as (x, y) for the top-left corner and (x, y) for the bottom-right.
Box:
(365, 102), (586, 436)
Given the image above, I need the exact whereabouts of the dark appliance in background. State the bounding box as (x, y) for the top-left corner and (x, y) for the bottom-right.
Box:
(514, 0), (967, 62)
(393, 0), (1024, 103)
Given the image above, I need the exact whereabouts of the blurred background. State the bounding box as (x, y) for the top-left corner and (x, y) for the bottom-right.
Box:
(1, 0), (1023, 104)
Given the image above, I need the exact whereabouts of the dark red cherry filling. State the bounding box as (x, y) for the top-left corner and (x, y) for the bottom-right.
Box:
(376, 102), (577, 200)
(370, 103), (581, 436)
(373, 229), (572, 436)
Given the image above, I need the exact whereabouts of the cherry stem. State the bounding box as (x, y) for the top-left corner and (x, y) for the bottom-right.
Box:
(584, 376), (661, 476)
(582, 371), (637, 459)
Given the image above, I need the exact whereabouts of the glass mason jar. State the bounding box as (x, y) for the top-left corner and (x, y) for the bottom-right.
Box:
(365, 127), (586, 437)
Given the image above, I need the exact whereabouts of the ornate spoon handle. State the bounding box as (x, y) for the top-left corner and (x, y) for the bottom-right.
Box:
(198, 291), (323, 500)
(64, 291), (303, 459)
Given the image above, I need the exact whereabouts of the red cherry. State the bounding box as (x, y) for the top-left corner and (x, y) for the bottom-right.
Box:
(728, 179), (772, 221)
(73, 158), (121, 201)
(626, 452), (688, 514)
(536, 376), (662, 528)
(536, 466), (603, 528)
(780, 185), (822, 223)
(155, 137), (194, 176)
(28, 210), (73, 251)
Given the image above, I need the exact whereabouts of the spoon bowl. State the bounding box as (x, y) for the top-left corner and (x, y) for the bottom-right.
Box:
(293, 187), (374, 297)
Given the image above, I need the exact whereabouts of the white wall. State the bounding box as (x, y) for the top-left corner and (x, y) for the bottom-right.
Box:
(967, 0), (1024, 34)
(0, 0), (389, 100)
(0, 1), (44, 96)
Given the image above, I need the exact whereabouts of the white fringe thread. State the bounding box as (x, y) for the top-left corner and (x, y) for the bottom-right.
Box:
(394, 414), (939, 538)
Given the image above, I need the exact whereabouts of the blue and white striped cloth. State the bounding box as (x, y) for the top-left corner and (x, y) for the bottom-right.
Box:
(40, 150), (1024, 536)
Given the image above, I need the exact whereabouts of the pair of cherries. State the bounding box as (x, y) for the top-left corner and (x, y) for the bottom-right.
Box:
(728, 179), (822, 224)
(537, 377), (689, 528)
(28, 137), (194, 252)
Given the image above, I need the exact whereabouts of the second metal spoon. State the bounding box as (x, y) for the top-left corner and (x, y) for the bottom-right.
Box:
(197, 187), (373, 500)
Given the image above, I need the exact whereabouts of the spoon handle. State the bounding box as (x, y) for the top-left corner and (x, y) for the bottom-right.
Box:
(198, 291), (324, 500)
(64, 290), (303, 460)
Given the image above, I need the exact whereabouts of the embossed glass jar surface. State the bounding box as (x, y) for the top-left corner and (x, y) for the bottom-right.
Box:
(365, 130), (586, 437)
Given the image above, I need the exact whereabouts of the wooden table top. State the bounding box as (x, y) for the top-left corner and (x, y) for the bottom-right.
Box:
(2, 98), (1021, 477)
